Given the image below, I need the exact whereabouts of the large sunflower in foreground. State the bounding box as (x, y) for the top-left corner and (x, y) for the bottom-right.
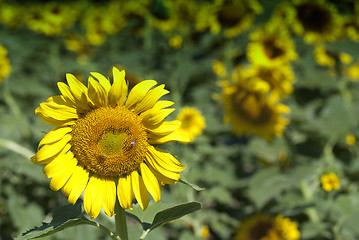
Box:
(32, 67), (189, 219)
(234, 215), (300, 240)
(220, 68), (290, 141)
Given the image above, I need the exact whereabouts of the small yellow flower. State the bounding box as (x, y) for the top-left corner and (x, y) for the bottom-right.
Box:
(339, 53), (353, 65)
(212, 60), (227, 77)
(0, 45), (11, 83)
(346, 134), (356, 146)
(200, 225), (210, 239)
(234, 215), (300, 240)
(321, 173), (340, 192)
(346, 63), (359, 82)
(169, 35), (183, 49)
(177, 107), (206, 142)
(313, 45), (335, 67)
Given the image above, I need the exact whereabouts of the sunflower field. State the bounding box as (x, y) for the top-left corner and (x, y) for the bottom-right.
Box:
(1, 0), (359, 239)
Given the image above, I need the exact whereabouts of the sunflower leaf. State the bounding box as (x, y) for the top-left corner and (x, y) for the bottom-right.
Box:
(15, 200), (109, 240)
(179, 176), (205, 191)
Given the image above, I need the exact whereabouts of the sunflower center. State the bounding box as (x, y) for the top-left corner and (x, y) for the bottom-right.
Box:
(71, 106), (148, 177)
(263, 39), (285, 59)
(232, 90), (273, 124)
(296, 3), (332, 33)
(249, 219), (274, 240)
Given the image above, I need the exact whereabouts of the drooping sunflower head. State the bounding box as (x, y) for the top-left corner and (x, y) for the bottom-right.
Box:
(291, 0), (343, 43)
(176, 107), (206, 142)
(220, 68), (290, 141)
(32, 67), (189, 219)
(234, 215), (300, 240)
(247, 25), (297, 67)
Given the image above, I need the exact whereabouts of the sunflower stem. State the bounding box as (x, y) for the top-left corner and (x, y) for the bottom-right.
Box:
(114, 200), (128, 240)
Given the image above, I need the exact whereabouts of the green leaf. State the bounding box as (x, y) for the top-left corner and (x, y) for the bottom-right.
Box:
(16, 200), (104, 240)
(179, 176), (204, 191)
(150, 202), (201, 231)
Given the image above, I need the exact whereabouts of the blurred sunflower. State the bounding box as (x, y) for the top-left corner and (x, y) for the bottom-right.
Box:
(212, 60), (227, 77)
(0, 45), (11, 83)
(32, 67), (189, 219)
(0, 2), (23, 28)
(268, 1), (296, 29)
(169, 34), (183, 49)
(220, 68), (290, 141)
(247, 25), (297, 67)
(241, 64), (295, 97)
(195, 0), (262, 38)
(346, 63), (359, 82)
(343, 16), (359, 41)
(176, 107), (206, 142)
(25, 2), (81, 36)
(234, 215), (300, 240)
(313, 45), (335, 67)
(321, 172), (340, 192)
(346, 134), (356, 146)
(291, 0), (343, 43)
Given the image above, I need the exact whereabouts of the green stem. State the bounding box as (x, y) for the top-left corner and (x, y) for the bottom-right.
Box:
(115, 200), (128, 240)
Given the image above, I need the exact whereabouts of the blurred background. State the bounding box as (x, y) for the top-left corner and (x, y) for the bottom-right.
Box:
(1, 0), (359, 239)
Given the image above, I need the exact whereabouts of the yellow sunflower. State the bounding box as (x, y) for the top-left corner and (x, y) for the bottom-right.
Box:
(195, 0), (262, 38)
(234, 215), (300, 240)
(220, 68), (290, 141)
(321, 172), (340, 192)
(240, 64), (295, 97)
(290, 0), (343, 43)
(247, 25), (298, 67)
(32, 67), (189, 219)
(346, 63), (359, 82)
(176, 107), (206, 142)
(0, 45), (11, 83)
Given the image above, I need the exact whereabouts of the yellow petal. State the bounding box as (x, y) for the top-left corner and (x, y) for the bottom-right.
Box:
(35, 135), (72, 163)
(48, 156), (77, 191)
(38, 126), (72, 150)
(145, 161), (177, 185)
(46, 95), (75, 109)
(125, 80), (157, 109)
(148, 129), (190, 144)
(102, 178), (116, 217)
(84, 176), (104, 219)
(117, 176), (134, 209)
(145, 120), (181, 136)
(90, 72), (111, 92)
(134, 84), (169, 114)
(148, 146), (185, 172)
(57, 82), (90, 111)
(35, 108), (73, 126)
(142, 108), (175, 127)
(32, 143), (71, 164)
(140, 163), (161, 203)
(88, 77), (108, 107)
(39, 102), (78, 121)
(131, 171), (149, 210)
(62, 165), (89, 204)
(43, 152), (74, 178)
(145, 153), (180, 181)
(108, 68), (127, 106)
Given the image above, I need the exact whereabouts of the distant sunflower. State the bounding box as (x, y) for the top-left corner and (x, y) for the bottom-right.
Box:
(0, 45), (11, 83)
(220, 68), (290, 141)
(234, 215), (300, 240)
(32, 67), (189, 219)
(313, 45), (335, 67)
(241, 64), (295, 97)
(176, 107), (206, 142)
(346, 63), (359, 82)
(291, 0), (343, 43)
(247, 25), (297, 67)
(343, 15), (359, 42)
(321, 172), (340, 192)
(195, 0), (262, 38)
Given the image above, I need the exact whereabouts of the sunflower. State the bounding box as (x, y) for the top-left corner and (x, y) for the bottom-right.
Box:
(234, 215), (300, 240)
(290, 0), (343, 43)
(176, 107), (206, 142)
(31, 67), (189, 219)
(0, 2), (23, 28)
(0, 45), (11, 83)
(220, 68), (290, 141)
(195, 0), (262, 38)
(240, 64), (295, 97)
(321, 172), (340, 192)
(346, 63), (359, 82)
(247, 25), (297, 67)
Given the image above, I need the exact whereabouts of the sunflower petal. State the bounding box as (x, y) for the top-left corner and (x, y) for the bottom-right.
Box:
(140, 163), (161, 203)
(117, 176), (134, 209)
(38, 126), (72, 150)
(142, 108), (175, 127)
(145, 153), (180, 181)
(32, 143), (71, 164)
(35, 108), (74, 126)
(88, 77), (108, 107)
(145, 161), (177, 185)
(148, 146), (185, 172)
(48, 155), (77, 191)
(102, 178), (116, 217)
(43, 152), (74, 178)
(39, 102), (78, 121)
(84, 176), (104, 219)
(148, 129), (190, 144)
(145, 120), (181, 136)
(90, 72), (111, 92)
(125, 80), (157, 109)
(108, 68), (127, 106)
(134, 84), (169, 114)
(62, 165), (89, 205)
(57, 82), (89, 111)
(35, 135), (71, 163)
(131, 171), (149, 210)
